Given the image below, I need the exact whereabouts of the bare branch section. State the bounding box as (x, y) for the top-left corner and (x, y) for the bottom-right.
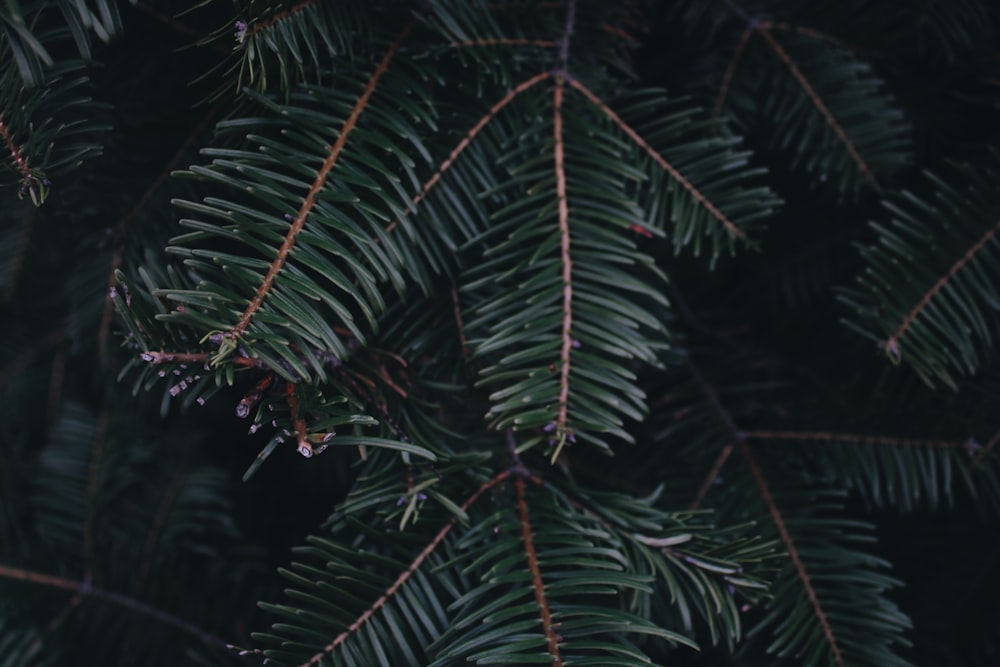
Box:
(385, 71), (551, 233)
(755, 27), (874, 183)
(0, 113), (33, 181)
(554, 78), (574, 453)
(0, 563), (227, 648)
(568, 78), (746, 239)
(743, 430), (973, 449)
(690, 442), (735, 510)
(229, 22), (414, 340)
(886, 218), (1000, 356)
(516, 476), (564, 665)
(300, 470), (513, 667)
(451, 38), (556, 48)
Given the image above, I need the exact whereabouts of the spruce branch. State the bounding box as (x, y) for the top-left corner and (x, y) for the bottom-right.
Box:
(228, 20), (415, 343)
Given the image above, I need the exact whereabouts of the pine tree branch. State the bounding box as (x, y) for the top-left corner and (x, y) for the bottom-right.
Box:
(299, 469), (513, 667)
(515, 475), (564, 665)
(567, 78), (746, 239)
(284, 382), (313, 458)
(229, 21), (415, 341)
(686, 357), (846, 667)
(886, 218), (1000, 359)
(737, 439), (846, 667)
(385, 70), (552, 233)
(0, 563), (228, 649)
(742, 430), (975, 449)
(754, 27), (875, 184)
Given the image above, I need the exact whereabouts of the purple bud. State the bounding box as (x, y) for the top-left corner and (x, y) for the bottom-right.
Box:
(236, 402), (250, 418)
(234, 20), (248, 42)
(416, 492), (427, 501)
(397, 496), (406, 506)
(42, 178), (52, 186)
(543, 422), (557, 433)
(571, 339), (581, 349)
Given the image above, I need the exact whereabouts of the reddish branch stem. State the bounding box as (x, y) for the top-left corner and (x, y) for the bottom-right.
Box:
(230, 22), (413, 340)
(690, 442), (735, 510)
(686, 357), (845, 665)
(300, 470), (513, 667)
(0, 113), (32, 180)
(713, 25), (754, 117)
(385, 71), (551, 233)
(755, 28), (874, 183)
(568, 78), (746, 239)
(515, 476), (564, 665)
(554, 78), (573, 439)
(887, 219), (1000, 353)
(451, 38), (556, 48)
(248, 0), (320, 38)
(738, 441), (845, 667)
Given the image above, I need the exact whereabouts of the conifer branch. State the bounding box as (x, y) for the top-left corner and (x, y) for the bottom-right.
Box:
(515, 475), (564, 665)
(0, 563), (228, 648)
(760, 21), (852, 51)
(229, 21), (414, 341)
(755, 27), (874, 183)
(141, 351), (262, 367)
(886, 218), (1000, 357)
(742, 430), (974, 449)
(299, 469), (513, 667)
(686, 357), (845, 666)
(386, 70), (551, 234)
(284, 382), (313, 458)
(451, 285), (468, 354)
(738, 440), (845, 667)
(568, 78), (746, 239)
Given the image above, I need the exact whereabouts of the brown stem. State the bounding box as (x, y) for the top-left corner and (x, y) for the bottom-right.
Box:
(0, 113), (33, 180)
(300, 470), (513, 667)
(385, 71), (551, 233)
(690, 442), (735, 510)
(756, 27), (874, 183)
(568, 78), (746, 239)
(229, 22), (414, 340)
(887, 219), (1000, 354)
(515, 476), (564, 665)
(247, 0), (321, 38)
(553, 78), (573, 444)
(713, 25), (754, 117)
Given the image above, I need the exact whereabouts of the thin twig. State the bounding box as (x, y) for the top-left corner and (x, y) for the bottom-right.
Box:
(743, 430), (974, 449)
(516, 476), (564, 665)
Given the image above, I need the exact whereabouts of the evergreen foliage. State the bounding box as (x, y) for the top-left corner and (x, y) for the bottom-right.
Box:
(2, 1), (999, 666)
